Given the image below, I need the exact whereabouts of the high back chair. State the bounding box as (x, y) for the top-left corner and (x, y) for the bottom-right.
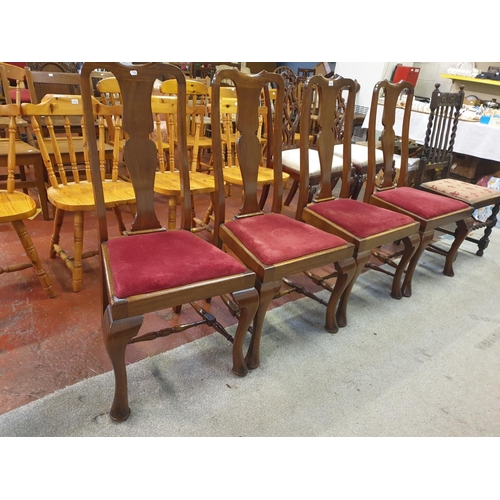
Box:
(151, 95), (216, 232)
(211, 68), (356, 372)
(282, 77), (345, 207)
(295, 75), (421, 327)
(215, 97), (289, 209)
(80, 62), (259, 422)
(0, 103), (54, 298)
(364, 80), (474, 295)
(22, 94), (137, 292)
(413, 83), (500, 257)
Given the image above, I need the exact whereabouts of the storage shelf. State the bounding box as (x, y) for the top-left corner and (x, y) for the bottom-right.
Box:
(441, 74), (500, 87)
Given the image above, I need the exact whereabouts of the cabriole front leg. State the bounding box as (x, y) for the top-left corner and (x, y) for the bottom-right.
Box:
(102, 306), (144, 422)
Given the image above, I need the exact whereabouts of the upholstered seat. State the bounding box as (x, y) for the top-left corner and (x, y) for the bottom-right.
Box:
(223, 212), (348, 266)
(333, 143), (384, 168)
(374, 186), (470, 219)
(282, 148), (344, 177)
(107, 230), (246, 298)
(306, 197), (416, 239)
(421, 178), (500, 205)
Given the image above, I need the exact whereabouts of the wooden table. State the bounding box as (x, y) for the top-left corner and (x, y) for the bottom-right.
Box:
(363, 104), (500, 162)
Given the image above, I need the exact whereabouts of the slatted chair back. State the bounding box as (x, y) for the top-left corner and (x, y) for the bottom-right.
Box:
(22, 95), (122, 187)
(413, 83), (465, 186)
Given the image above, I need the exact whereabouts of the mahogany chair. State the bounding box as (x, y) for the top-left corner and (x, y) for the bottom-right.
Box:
(282, 77), (345, 206)
(0, 103), (54, 297)
(215, 98), (290, 209)
(295, 75), (421, 327)
(413, 83), (500, 257)
(22, 94), (136, 292)
(151, 95), (216, 232)
(363, 80), (474, 296)
(211, 68), (356, 371)
(80, 62), (259, 422)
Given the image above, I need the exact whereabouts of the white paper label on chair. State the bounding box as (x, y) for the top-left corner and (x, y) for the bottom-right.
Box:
(71, 99), (79, 104)
(130, 70), (138, 76)
(329, 81), (333, 86)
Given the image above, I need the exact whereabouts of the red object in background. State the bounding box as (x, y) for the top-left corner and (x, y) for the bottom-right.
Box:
(393, 65), (420, 86)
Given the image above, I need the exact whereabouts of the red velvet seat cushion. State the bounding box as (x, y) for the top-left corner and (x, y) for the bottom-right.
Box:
(374, 187), (469, 219)
(107, 230), (246, 298)
(223, 212), (348, 265)
(9, 88), (31, 103)
(307, 198), (415, 238)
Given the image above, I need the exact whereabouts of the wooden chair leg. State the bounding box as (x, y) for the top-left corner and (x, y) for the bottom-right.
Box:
(443, 217), (473, 277)
(230, 287), (259, 377)
(402, 230), (434, 297)
(102, 306), (144, 422)
(11, 219), (55, 298)
(245, 280), (282, 371)
(325, 256), (356, 333)
(72, 211), (84, 292)
(477, 203), (499, 257)
(284, 180), (299, 206)
(337, 250), (371, 328)
(391, 233), (420, 300)
(50, 207), (65, 258)
(167, 196), (177, 230)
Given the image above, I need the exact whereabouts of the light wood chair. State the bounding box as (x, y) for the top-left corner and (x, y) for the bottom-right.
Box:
(0, 63), (31, 104)
(25, 67), (81, 104)
(151, 95), (216, 232)
(413, 83), (500, 257)
(21, 94), (136, 292)
(294, 75), (421, 328)
(211, 68), (357, 372)
(160, 78), (212, 171)
(364, 80), (475, 296)
(80, 62), (259, 422)
(0, 103), (54, 297)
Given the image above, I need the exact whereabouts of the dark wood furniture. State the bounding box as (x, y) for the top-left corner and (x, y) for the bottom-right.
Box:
(211, 68), (356, 372)
(295, 75), (420, 327)
(364, 80), (475, 296)
(413, 83), (500, 257)
(80, 62), (259, 422)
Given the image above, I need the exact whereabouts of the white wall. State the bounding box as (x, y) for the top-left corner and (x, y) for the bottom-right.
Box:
(334, 62), (411, 109)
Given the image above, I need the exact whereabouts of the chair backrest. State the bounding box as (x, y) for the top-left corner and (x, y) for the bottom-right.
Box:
(0, 103), (23, 193)
(413, 83), (465, 186)
(96, 76), (122, 105)
(22, 94), (123, 187)
(211, 68), (284, 225)
(0, 63), (27, 105)
(151, 95), (205, 172)
(363, 79), (415, 202)
(25, 67), (81, 104)
(294, 75), (357, 220)
(80, 62), (193, 237)
(161, 78), (209, 106)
